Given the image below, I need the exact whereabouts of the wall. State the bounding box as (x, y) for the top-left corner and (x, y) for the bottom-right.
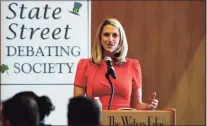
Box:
(91, 1), (205, 125)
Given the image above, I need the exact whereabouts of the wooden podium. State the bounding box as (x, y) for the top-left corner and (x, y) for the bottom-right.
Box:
(101, 108), (176, 126)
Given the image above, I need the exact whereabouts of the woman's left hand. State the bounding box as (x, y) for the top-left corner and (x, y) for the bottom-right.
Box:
(148, 92), (158, 110)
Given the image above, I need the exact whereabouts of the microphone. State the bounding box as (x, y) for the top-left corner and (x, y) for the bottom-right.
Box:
(104, 56), (116, 110)
(104, 57), (116, 79)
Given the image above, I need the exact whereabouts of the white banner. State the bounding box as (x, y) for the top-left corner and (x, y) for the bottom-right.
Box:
(1, 1), (91, 125)
(1, 1), (91, 84)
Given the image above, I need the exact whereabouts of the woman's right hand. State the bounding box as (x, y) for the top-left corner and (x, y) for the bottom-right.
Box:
(73, 85), (86, 97)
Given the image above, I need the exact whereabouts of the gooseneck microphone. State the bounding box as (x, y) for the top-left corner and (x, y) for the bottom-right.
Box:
(104, 57), (116, 79)
(104, 56), (116, 110)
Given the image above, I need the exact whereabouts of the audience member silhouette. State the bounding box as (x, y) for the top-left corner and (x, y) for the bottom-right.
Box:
(2, 94), (39, 126)
(12, 91), (55, 126)
(67, 96), (101, 126)
(0, 102), (4, 126)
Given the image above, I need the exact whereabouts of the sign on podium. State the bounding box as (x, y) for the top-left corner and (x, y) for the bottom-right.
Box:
(101, 108), (176, 126)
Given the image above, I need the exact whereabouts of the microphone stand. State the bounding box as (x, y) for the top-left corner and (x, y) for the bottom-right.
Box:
(105, 72), (115, 110)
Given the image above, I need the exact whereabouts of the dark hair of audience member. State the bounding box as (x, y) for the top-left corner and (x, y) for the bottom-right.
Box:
(2, 95), (39, 126)
(14, 91), (55, 121)
(67, 96), (101, 126)
(0, 102), (3, 126)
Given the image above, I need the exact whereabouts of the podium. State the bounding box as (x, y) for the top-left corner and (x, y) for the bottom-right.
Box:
(101, 108), (176, 126)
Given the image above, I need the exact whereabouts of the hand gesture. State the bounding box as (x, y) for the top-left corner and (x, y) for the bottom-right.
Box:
(148, 92), (158, 110)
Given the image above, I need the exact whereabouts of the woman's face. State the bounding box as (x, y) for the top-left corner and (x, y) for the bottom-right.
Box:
(100, 25), (120, 54)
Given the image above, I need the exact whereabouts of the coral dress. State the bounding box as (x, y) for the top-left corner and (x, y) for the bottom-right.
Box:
(74, 58), (142, 110)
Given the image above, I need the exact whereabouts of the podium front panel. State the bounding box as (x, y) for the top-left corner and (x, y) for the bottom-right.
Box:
(101, 109), (176, 126)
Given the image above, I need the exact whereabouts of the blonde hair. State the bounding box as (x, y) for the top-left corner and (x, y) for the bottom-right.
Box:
(91, 18), (128, 64)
